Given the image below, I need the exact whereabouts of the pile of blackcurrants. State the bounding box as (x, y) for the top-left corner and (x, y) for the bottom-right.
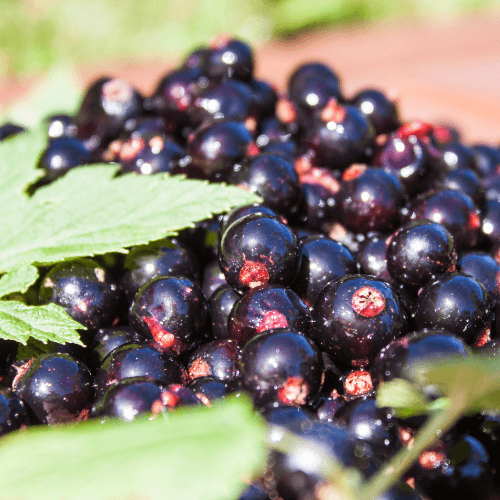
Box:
(2, 34), (500, 500)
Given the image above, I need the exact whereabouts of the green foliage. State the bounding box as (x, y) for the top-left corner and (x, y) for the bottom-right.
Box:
(0, 396), (266, 500)
(0, 129), (259, 345)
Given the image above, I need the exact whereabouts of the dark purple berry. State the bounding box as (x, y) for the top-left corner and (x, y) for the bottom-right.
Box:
(228, 285), (311, 345)
(218, 214), (301, 293)
(92, 326), (143, 364)
(0, 387), (29, 436)
(128, 276), (209, 354)
(187, 339), (240, 381)
(351, 88), (399, 135)
(205, 35), (254, 82)
(13, 353), (94, 424)
(208, 284), (240, 339)
(311, 274), (407, 368)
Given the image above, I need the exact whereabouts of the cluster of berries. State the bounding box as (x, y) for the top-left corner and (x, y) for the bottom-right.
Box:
(1, 34), (500, 500)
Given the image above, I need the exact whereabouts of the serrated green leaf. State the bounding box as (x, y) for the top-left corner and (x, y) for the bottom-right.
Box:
(0, 264), (38, 298)
(419, 354), (500, 414)
(0, 127), (46, 197)
(376, 379), (450, 418)
(0, 165), (260, 272)
(0, 396), (266, 500)
(0, 301), (83, 345)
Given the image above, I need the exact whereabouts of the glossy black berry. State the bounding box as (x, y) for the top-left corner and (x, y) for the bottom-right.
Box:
(186, 376), (239, 405)
(438, 141), (478, 173)
(13, 353), (94, 424)
(238, 328), (323, 407)
(338, 165), (406, 234)
(351, 88), (400, 135)
(208, 284), (240, 339)
(92, 378), (164, 421)
(74, 77), (144, 147)
(186, 120), (254, 181)
(38, 136), (92, 181)
(39, 258), (123, 336)
(292, 235), (358, 308)
(0, 123), (25, 141)
(92, 326), (143, 364)
(205, 35), (254, 82)
(386, 220), (457, 288)
(94, 342), (187, 395)
(410, 188), (481, 250)
(334, 396), (402, 460)
(45, 114), (77, 139)
(218, 214), (301, 293)
(316, 396), (344, 422)
(0, 387), (29, 436)
(219, 203), (282, 239)
(356, 232), (391, 280)
(311, 274), (407, 368)
(371, 329), (471, 390)
(187, 339), (241, 381)
(201, 259), (228, 299)
(128, 276), (209, 354)
(228, 285), (311, 345)
(304, 100), (375, 171)
(457, 252), (500, 306)
(228, 154), (302, 217)
(119, 238), (199, 302)
(413, 272), (492, 344)
(471, 143), (500, 178)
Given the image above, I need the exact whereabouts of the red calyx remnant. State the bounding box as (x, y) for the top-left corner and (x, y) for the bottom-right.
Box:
(246, 142), (260, 156)
(294, 154), (313, 177)
(300, 167), (341, 193)
(119, 137), (145, 161)
(474, 327), (492, 347)
(352, 286), (386, 317)
(209, 32), (232, 49)
(320, 98), (346, 123)
(397, 120), (433, 139)
(142, 316), (187, 354)
(418, 445), (446, 469)
(469, 212), (481, 230)
(239, 260), (269, 288)
(342, 164), (367, 181)
(12, 359), (33, 391)
(102, 78), (133, 103)
(257, 310), (289, 333)
(189, 358), (211, 379)
(276, 97), (297, 124)
(277, 376), (310, 406)
(343, 370), (374, 397)
(160, 389), (181, 408)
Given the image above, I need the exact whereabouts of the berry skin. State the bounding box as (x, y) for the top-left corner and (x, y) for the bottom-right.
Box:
(228, 153), (302, 218)
(228, 285), (311, 345)
(186, 120), (254, 181)
(128, 276), (209, 354)
(92, 326), (144, 365)
(39, 258), (123, 338)
(238, 328), (323, 408)
(92, 378), (164, 421)
(351, 88), (400, 135)
(218, 214), (301, 293)
(386, 220), (457, 288)
(356, 232), (391, 280)
(303, 101), (375, 171)
(0, 123), (25, 141)
(13, 353), (94, 424)
(119, 238), (199, 302)
(292, 235), (358, 308)
(205, 36), (254, 82)
(413, 272), (492, 345)
(0, 387), (29, 436)
(311, 275), (407, 368)
(338, 165), (406, 234)
(187, 339), (241, 381)
(186, 376), (239, 405)
(334, 396), (402, 460)
(94, 342), (187, 395)
(410, 188), (481, 250)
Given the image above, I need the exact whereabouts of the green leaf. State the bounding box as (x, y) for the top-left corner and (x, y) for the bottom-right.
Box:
(419, 354), (500, 414)
(376, 379), (450, 418)
(0, 164), (260, 273)
(0, 264), (39, 298)
(0, 301), (84, 345)
(0, 396), (266, 500)
(0, 126), (46, 197)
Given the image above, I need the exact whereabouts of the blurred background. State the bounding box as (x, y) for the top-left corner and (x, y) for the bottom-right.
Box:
(1, 0), (500, 140)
